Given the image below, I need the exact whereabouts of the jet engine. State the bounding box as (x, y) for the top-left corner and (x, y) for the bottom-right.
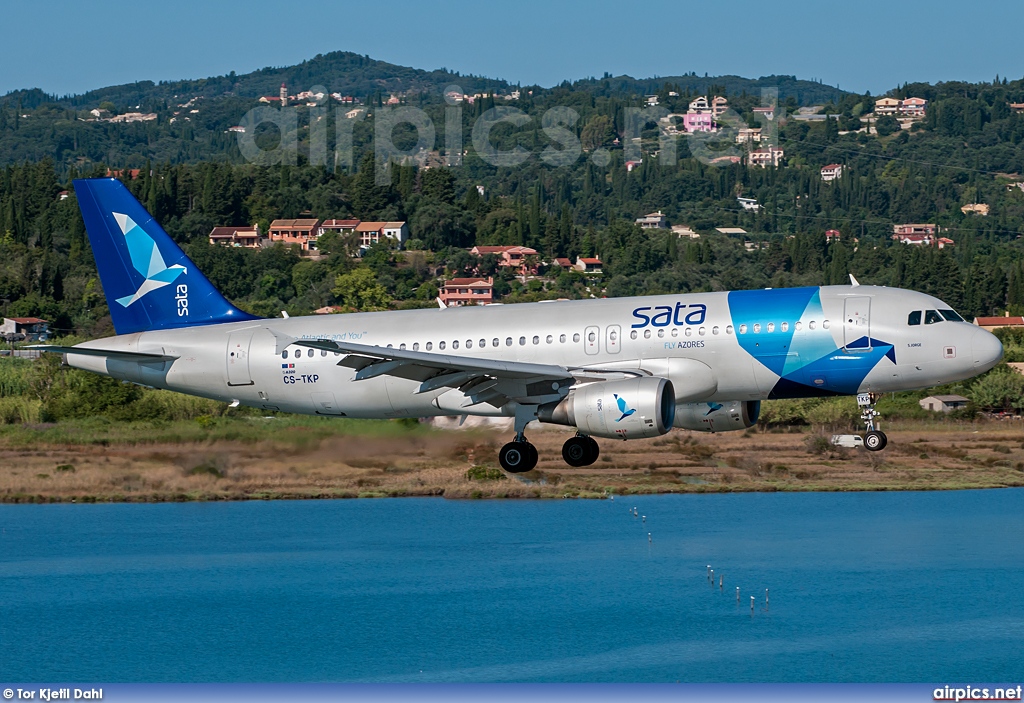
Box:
(674, 400), (761, 433)
(539, 377), (675, 440)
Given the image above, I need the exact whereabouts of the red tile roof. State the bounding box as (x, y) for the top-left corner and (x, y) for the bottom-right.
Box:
(975, 316), (1024, 326)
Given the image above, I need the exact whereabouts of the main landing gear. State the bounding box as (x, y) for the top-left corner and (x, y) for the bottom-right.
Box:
(562, 434), (600, 467)
(499, 432), (539, 473)
(858, 393), (887, 452)
(498, 433), (601, 473)
(498, 406), (601, 473)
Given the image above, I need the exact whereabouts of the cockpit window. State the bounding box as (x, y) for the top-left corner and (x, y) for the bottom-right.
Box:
(907, 311), (921, 326)
(939, 309), (964, 322)
(924, 310), (943, 324)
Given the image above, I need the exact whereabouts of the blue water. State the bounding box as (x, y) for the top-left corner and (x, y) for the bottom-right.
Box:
(1, 491), (1022, 682)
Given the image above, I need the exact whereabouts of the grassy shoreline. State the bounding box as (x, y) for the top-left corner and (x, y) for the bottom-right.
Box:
(2, 415), (1023, 503)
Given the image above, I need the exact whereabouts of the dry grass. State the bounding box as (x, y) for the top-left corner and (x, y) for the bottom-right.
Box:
(3, 420), (1024, 502)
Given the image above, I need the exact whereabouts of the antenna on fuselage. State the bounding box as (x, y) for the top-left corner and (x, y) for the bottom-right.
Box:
(849, 274), (860, 287)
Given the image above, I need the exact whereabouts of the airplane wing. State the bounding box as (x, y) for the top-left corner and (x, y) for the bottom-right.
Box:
(291, 337), (574, 408)
(29, 345), (178, 362)
(286, 337), (645, 410)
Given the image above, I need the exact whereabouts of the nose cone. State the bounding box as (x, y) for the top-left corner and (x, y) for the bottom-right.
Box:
(971, 327), (1003, 374)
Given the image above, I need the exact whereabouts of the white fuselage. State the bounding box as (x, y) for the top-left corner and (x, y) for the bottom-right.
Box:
(65, 285), (1002, 421)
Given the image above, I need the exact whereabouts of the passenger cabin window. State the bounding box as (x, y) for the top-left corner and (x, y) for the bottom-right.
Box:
(573, 333), (581, 343)
(413, 343), (420, 351)
(630, 330), (638, 340)
(452, 340), (459, 350)
(925, 310), (943, 325)
(560, 334), (567, 343)
(940, 309), (964, 322)
(908, 311), (921, 326)
(308, 349), (314, 357)
(439, 341), (446, 350)
(282, 350), (289, 359)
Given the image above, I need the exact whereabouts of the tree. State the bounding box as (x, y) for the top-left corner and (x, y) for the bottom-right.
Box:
(332, 267), (390, 311)
(969, 371), (1024, 413)
(580, 115), (615, 151)
(875, 115), (899, 137)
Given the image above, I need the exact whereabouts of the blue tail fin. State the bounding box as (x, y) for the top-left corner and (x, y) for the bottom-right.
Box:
(74, 178), (259, 335)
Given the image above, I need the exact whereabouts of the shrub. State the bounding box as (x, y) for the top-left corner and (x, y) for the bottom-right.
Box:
(466, 466), (507, 481)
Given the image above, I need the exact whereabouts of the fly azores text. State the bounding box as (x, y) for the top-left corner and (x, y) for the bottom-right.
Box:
(631, 303), (707, 329)
(9, 689), (102, 700)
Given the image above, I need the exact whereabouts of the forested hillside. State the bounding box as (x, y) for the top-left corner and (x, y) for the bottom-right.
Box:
(0, 55), (1023, 346)
(0, 51), (846, 166)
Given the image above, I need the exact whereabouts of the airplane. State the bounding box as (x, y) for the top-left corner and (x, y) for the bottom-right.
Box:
(32, 179), (1003, 472)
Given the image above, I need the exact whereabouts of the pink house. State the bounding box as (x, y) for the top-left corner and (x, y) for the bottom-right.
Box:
(900, 98), (928, 117)
(682, 113), (715, 133)
(440, 277), (494, 306)
(470, 245), (538, 272)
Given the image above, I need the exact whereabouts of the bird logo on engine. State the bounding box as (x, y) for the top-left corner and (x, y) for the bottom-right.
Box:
(614, 394), (636, 422)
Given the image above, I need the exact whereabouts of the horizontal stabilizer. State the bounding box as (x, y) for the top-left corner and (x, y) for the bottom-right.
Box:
(29, 345), (178, 363)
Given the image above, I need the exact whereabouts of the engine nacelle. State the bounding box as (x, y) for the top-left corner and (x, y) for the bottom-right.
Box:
(539, 377), (675, 440)
(674, 400), (760, 433)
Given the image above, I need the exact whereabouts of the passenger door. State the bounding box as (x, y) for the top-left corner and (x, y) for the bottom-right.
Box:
(226, 330), (254, 386)
(843, 297), (871, 351)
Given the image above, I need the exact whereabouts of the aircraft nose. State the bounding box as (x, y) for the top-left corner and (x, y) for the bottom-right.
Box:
(971, 327), (1003, 373)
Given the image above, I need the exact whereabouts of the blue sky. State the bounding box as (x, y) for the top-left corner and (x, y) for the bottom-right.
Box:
(3, 0), (1022, 97)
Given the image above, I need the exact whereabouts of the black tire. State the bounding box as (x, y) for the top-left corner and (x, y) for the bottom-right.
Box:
(864, 430), (887, 452)
(562, 437), (590, 467)
(585, 436), (600, 464)
(524, 442), (539, 469)
(500, 441), (537, 473)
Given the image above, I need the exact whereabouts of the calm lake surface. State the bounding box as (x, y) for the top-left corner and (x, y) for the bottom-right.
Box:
(1, 490), (1022, 682)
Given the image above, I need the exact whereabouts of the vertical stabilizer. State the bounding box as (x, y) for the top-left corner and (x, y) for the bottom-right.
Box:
(74, 178), (259, 334)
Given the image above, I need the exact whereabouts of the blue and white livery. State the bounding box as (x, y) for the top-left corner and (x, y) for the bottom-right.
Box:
(34, 179), (1003, 471)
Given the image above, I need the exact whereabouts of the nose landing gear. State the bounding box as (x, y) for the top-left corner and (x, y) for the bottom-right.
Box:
(858, 393), (887, 452)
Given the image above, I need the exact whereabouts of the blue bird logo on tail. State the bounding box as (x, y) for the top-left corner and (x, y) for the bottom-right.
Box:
(614, 394), (636, 422)
(112, 212), (186, 307)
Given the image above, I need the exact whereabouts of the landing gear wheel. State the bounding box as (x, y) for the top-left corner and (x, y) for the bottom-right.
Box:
(500, 441), (538, 473)
(864, 430), (887, 452)
(584, 436), (600, 464)
(560, 436), (589, 467)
